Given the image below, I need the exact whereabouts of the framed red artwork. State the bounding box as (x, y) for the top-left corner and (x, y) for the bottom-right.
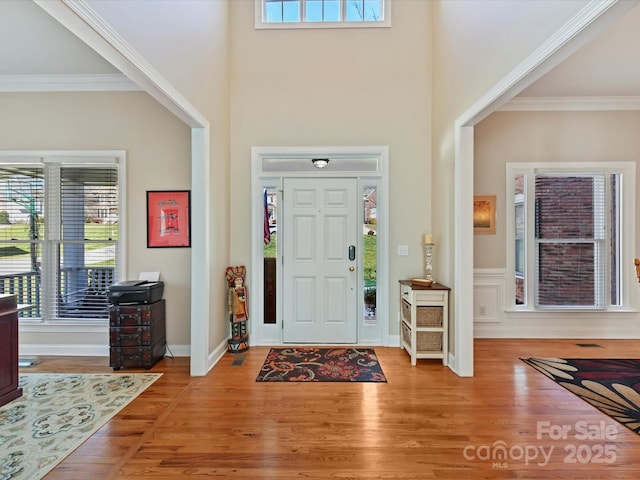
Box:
(146, 190), (191, 248)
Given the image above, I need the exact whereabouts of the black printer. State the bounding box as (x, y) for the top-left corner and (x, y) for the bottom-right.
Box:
(107, 280), (164, 305)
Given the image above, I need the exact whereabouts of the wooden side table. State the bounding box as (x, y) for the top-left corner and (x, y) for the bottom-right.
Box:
(399, 280), (450, 366)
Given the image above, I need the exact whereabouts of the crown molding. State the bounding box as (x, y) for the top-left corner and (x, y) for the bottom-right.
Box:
(456, 0), (637, 127)
(501, 96), (640, 111)
(0, 73), (141, 92)
(35, 0), (208, 128)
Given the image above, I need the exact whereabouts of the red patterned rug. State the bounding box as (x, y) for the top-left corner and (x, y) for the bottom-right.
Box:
(256, 347), (387, 382)
(522, 357), (640, 434)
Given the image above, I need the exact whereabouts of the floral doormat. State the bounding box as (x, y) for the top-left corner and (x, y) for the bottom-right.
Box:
(0, 372), (162, 480)
(522, 357), (640, 434)
(256, 347), (387, 382)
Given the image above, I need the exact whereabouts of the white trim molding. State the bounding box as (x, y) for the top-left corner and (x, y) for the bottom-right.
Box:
(32, 0), (212, 376)
(35, 0), (208, 128)
(19, 343), (191, 357)
(251, 146), (390, 348)
(473, 269), (506, 324)
(454, 0), (637, 378)
(502, 96), (640, 112)
(473, 271), (640, 339)
(0, 74), (141, 92)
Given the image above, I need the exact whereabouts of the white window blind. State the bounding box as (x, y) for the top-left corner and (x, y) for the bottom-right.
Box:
(0, 159), (120, 321)
(534, 174), (610, 308)
(507, 162), (631, 311)
(0, 165), (44, 318)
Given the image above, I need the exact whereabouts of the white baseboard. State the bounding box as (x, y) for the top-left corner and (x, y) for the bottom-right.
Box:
(19, 344), (191, 357)
(207, 339), (229, 374)
(164, 344), (190, 357)
(19, 344), (109, 357)
(474, 326), (640, 339)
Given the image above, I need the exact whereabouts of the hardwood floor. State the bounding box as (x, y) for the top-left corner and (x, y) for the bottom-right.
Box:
(23, 339), (640, 479)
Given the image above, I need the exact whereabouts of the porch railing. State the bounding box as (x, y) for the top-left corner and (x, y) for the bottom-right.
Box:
(0, 271), (41, 317)
(0, 266), (114, 319)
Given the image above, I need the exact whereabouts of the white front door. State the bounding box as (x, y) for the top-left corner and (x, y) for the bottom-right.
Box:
(282, 178), (358, 343)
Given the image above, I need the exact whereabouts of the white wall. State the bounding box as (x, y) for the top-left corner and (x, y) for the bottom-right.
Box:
(431, 0), (590, 361)
(473, 109), (640, 338)
(0, 91), (192, 352)
(475, 110), (640, 269)
(85, 0), (232, 360)
(229, 0), (433, 336)
(9, 0), (627, 363)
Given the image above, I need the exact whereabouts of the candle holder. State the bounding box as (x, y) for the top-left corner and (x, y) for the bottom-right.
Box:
(424, 243), (434, 284)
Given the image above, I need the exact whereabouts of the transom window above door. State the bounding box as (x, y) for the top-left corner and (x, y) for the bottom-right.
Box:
(255, 0), (391, 28)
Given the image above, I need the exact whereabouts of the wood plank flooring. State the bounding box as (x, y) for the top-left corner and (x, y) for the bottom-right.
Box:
(21, 339), (640, 479)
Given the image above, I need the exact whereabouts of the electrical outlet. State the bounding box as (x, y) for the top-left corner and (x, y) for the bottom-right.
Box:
(479, 305), (488, 316)
(397, 245), (409, 256)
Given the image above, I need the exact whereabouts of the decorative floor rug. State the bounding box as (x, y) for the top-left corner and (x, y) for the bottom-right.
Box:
(0, 372), (162, 480)
(256, 347), (387, 382)
(522, 357), (640, 434)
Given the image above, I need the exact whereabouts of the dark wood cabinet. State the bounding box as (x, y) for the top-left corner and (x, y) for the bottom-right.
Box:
(0, 294), (22, 407)
(109, 299), (166, 370)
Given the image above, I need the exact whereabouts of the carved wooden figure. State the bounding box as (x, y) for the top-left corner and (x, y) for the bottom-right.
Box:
(225, 265), (249, 353)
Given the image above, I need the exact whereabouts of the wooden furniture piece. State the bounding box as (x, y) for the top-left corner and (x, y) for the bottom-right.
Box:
(399, 280), (450, 366)
(109, 299), (166, 370)
(0, 294), (22, 407)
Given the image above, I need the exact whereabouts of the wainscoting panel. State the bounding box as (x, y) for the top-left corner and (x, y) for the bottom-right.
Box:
(473, 268), (640, 339)
(473, 269), (505, 323)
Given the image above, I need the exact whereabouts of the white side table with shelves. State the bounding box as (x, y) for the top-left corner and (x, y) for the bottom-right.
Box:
(399, 280), (450, 366)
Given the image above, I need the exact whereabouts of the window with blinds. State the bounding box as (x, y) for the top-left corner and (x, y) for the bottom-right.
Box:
(507, 164), (628, 310)
(534, 174), (611, 308)
(0, 159), (120, 322)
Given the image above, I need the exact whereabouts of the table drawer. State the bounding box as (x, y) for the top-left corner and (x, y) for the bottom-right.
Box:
(109, 300), (165, 327)
(110, 340), (165, 370)
(400, 284), (413, 303)
(413, 290), (447, 304)
(110, 326), (152, 347)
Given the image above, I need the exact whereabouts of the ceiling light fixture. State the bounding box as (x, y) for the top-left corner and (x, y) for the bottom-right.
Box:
(311, 158), (330, 169)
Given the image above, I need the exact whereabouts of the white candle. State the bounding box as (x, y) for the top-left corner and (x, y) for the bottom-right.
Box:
(424, 234), (433, 244)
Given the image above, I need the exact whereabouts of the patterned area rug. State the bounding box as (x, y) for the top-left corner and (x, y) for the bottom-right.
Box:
(256, 347), (387, 382)
(0, 372), (162, 480)
(522, 357), (640, 434)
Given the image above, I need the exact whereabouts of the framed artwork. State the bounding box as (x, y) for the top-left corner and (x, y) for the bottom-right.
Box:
(473, 194), (496, 235)
(146, 190), (191, 248)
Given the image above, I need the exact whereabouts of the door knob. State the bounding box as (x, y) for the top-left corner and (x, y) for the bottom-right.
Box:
(349, 266), (355, 272)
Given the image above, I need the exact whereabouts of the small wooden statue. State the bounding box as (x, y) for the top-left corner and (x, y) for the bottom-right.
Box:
(225, 265), (249, 353)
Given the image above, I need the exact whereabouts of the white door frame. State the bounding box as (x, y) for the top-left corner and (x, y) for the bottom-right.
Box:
(451, 1), (634, 377)
(251, 146), (389, 346)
